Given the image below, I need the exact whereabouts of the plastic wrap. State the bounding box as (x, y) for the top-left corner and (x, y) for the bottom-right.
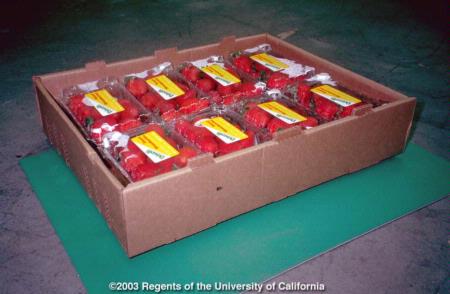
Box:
(170, 107), (268, 157)
(178, 55), (266, 106)
(293, 73), (385, 120)
(123, 62), (210, 121)
(233, 94), (321, 136)
(229, 44), (314, 92)
(62, 77), (152, 144)
(102, 122), (201, 182)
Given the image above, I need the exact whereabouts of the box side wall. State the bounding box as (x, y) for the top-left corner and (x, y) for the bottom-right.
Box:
(34, 79), (129, 252)
(122, 146), (266, 257)
(261, 99), (416, 199)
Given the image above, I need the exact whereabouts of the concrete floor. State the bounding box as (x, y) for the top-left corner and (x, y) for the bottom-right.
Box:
(0, 1), (448, 293)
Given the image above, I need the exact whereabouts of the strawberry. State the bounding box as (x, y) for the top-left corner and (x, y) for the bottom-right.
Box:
(253, 62), (269, 72)
(297, 84), (312, 109)
(240, 82), (263, 98)
(244, 107), (271, 128)
(181, 65), (202, 82)
(90, 116), (118, 142)
(117, 118), (142, 133)
(76, 104), (103, 126)
(161, 111), (181, 121)
(68, 95), (84, 114)
(267, 72), (290, 89)
(222, 95), (239, 105)
(118, 99), (139, 121)
(126, 78), (148, 98)
(119, 149), (146, 173)
(158, 158), (177, 173)
(240, 130), (255, 148)
(314, 95), (339, 120)
(130, 162), (159, 181)
(298, 117), (318, 129)
(233, 55), (252, 73)
(195, 136), (219, 154)
(145, 124), (166, 137)
(139, 92), (162, 110)
(155, 100), (176, 114)
(173, 146), (197, 168)
(217, 84), (235, 96)
(175, 88), (197, 105)
(208, 90), (222, 104)
(267, 117), (290, 134)
(174, 120), (191, 134)
(339, 102), (364, 118)
(196, 78), (216, 92)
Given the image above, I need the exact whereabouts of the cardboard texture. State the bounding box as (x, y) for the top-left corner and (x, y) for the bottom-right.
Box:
(33, 34), (416, 257)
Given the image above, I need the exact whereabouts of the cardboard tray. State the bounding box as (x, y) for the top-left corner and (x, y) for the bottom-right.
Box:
(32, 34), (415, 257)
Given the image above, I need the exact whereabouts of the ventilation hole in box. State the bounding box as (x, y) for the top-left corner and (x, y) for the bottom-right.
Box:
(216, 186), (223, 191)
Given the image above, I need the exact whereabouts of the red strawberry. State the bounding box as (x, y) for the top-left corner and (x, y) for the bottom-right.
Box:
(196, 78), (216, 92)
(195, 136), (219, 154)
(297, 84), (312, 109)
(179, 97), (200, 113)
(244, 107), (271, 128)
(267, 117), (290, 134)
(233, 55), (252, 73)
(217, 84), (235, 96)
(174, 120), (191, 134)
(90, 116), (118, 142)
(240, 130), (255, 148)
(139, 92), (161, 110)
(173, 146), (197, 168)
(340, 102), (364, 118)
(119, 149), (146, 173)
(254, 62), (269, 72)
(126, 78), (148, 98)
(298, 117), (318, 129)
(118, 118), (142, 133)
(267, 72), (290, 89)
(68, 95), (84, 114)
(156, 100), (176, 114)
(118, 99), (139, 121)
(314, 95), (339, 120)
(145, 124), (166, 137)
(130, 162), (159, 181)
(240, 82), (263, 98)
(76, 104), (103, 126)
(222, 94), (241, 105)
(181, 65), (202, 82)
(158, 158), (177, 173)
(175, 88), (196, 105)
(208, 90), (222, 104)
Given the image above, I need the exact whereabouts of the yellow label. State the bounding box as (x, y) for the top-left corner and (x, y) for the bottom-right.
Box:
(258, 101), (306, 124)
(84, 89), (124, 116)
(199, 117), (248, 144)
(146, 75), (185, 100)
(200, 64), (240, 86)
(311, 85), (361, 107)
(131, 131), (179, 163)
(250, 53), (289, 72)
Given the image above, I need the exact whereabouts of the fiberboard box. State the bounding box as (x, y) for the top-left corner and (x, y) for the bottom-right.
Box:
(33, 34), (415, 257)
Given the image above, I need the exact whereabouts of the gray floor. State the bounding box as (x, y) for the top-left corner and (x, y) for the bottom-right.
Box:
(0, 1), (448, 293)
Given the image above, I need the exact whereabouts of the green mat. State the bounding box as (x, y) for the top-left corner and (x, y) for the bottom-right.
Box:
(20, 144), (449, 293)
